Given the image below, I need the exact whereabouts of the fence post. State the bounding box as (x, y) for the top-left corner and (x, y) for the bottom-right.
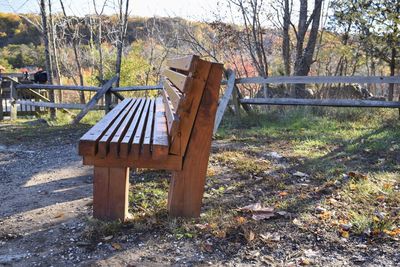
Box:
(105, 90), (112, 114)
(10, 81), (17, 121)
(232, 85), (241, 118)
(0, 87), (3, 121)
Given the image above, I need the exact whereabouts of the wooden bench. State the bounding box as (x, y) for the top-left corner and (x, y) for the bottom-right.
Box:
(78, 55), (223, 221)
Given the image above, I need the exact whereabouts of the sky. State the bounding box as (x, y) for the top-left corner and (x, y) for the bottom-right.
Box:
(0, 0), (224, 21)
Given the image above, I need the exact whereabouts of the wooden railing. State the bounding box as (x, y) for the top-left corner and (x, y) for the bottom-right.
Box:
(1, 71), (400, 127)
(213, 72), (400, 133)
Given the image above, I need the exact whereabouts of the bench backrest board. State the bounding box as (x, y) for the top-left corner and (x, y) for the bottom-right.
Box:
(162, 55), (215, 157)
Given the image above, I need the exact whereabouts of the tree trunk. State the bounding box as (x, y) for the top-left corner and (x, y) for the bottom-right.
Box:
(388, 47), (396, 101)
(40, 0), (56, 119)
(59, 0), (85, 104)
(293, 0), (323, 98)
(115, 0), (130, 87)
(282, 0), (291, 76)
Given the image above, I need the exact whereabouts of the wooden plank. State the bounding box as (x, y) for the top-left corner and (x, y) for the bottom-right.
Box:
(109, 99), (140, 158)
(83, 154), (182, 170)
(105, 91), (112, 113)
(235, 75), (400, 85)
(166, 55), (198, 72)
(162, 89), (180, 136)
(112, 85), (163, 91)
(0, 88), (3, 121)
(169, 59), (212, 156)
(79, 98), (131, 156)
(240, 98), (400, 108)
(163, 80), (182, 110)
(213, 69), (235, 134)
(131, 98), (151, 160)
(72, 76), (118, 124)
(97, 99), (137, 158)
(168, 62), (224, 218)
(163, 69), (192, 92)
(152, 97), (169, 160)
(16, 84), (101, 91)
(10, 81), (17, 121)
(119, 98), (146, 158)
(16, 83), (163, 92)
(142, 99), (155, 160)
(16, 100), (105, 110)
(108, 167), (130, 221)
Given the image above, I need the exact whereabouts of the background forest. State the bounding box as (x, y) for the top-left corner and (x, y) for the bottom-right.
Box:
(0, 0), (399, 102)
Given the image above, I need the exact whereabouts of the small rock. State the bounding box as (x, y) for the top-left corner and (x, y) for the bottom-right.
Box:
(266, 151), (283, 159)
(315, 206), (326, 213)
(293, 171), (308, 177)
(340, 223), (353, 231)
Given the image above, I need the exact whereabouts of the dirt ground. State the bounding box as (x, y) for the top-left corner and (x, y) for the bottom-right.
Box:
(0, 118), (399, 266)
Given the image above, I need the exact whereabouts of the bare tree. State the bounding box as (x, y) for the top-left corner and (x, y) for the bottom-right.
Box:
(228, 0), (270, 98)
(40, 0), (56, 119)
(292, 0), (323, 97)
(59, 0), (86, 103)
(93, 0), (108, 85)
(115, 0), (130, 87)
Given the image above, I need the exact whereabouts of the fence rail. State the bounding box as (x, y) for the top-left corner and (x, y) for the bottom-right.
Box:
(2, 72), (400, 126)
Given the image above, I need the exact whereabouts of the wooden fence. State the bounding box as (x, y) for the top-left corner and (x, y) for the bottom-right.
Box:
(1, 71), (400, 130)
(213, 72), (400, 133)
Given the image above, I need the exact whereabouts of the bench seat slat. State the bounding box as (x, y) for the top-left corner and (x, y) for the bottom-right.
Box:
(152, 97), (169, 159)
(142, 99), (155, 159)
(79, 98), (131, 156)
(131, 98), (152, 159)
(97, 99), (137, 158)
(109, 99), (142, 157)
(119, 98), (146, 158)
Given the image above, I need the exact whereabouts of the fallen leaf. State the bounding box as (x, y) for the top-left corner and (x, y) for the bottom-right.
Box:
(239, 203), (274, 213)
(244, 229), (255, 242)
(318, 211), (331, 220)
(376, 195), (385, 201)
(252, 212), (275, 220)
(278, 191), (288, 197)
(214, 230), (226, 238)
(293, 218), (303, 227)
(194, 223), (209, 230)
(300, 258), (311, 265)
(54, 213), (64, 219)
(348, 171), (367, 180)
(304, 249), (319, 258)
(260, 232), (280, 243)
(383, 228), (400, 236)
(340, 230), (349, 238)
(383, 183), (392, 190)
(236, 216), (247, 225)
(111, 243), (122, 250)
(349, 183), (356, 190)
(200, 241), (213, 253)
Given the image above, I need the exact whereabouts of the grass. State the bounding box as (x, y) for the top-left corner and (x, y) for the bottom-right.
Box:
(121, 106), (400, 241)
(3, 106), (399, 243)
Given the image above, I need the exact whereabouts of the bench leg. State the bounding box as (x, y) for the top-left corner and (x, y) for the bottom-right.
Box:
(93, 166), (130, 221)
(167, 63), (222, 218)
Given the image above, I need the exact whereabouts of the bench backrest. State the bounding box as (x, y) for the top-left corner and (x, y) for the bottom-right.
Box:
(161, 55), (216, 157)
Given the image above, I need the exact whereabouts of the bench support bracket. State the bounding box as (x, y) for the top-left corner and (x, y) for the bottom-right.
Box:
(167, 63), (223, 217)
